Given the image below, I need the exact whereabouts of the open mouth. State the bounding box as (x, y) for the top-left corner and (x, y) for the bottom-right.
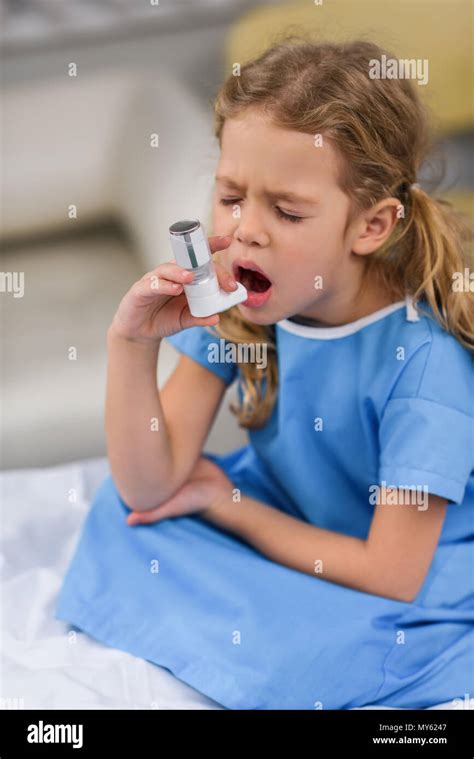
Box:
(235, 266), (272, 293)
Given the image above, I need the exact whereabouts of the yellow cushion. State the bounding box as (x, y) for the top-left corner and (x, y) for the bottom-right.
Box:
(224, 0), (473, 134)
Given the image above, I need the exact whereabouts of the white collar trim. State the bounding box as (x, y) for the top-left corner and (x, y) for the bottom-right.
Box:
(277, 294), (419, 340)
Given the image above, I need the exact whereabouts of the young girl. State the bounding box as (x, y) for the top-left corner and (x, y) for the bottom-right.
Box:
(55, 38), (474, 710)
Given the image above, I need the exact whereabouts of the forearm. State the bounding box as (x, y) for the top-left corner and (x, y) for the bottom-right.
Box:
(203, 494), (383, 597)
(105, 326), (176, 511)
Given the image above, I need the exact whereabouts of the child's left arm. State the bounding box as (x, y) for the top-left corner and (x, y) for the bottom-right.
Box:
(203, 487), (448, 603)
(203, 335), (473, 602)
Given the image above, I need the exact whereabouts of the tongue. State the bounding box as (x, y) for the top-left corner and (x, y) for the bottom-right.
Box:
(240, 269), (271, 293)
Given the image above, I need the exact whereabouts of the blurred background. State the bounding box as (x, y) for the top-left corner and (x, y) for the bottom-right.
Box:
(1, 0), (472, 470)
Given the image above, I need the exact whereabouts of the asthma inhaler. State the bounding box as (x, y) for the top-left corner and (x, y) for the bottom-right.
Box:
(168, 219), (248, 317)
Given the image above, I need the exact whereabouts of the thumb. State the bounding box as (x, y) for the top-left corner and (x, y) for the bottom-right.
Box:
(208, 235), (232, 254)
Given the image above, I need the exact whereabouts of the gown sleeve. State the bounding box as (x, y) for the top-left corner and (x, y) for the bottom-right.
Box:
(378, 325), (474, 504)
(164, 326), (239, 387)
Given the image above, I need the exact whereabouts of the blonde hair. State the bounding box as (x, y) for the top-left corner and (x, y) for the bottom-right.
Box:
(210, 36), (474, 429)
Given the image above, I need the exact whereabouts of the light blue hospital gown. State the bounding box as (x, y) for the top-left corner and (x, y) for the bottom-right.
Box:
(55, 295), (474, 709)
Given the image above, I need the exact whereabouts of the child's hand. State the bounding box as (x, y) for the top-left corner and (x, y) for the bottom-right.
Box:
(110, 235), (237, 345)
(126, 456), (235, 526)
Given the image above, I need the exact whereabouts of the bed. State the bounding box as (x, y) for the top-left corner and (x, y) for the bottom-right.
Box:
(0, 457), (466, 711)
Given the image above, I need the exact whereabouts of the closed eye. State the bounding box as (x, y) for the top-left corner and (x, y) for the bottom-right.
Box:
(219, 198), (304, 224)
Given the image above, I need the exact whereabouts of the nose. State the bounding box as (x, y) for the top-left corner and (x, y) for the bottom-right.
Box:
(234, 214), (270, 248)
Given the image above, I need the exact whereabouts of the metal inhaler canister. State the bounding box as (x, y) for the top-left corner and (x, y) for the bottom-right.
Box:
(168, 219), (247, 317)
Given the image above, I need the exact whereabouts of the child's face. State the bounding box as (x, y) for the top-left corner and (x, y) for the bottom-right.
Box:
(212, 110), (369, 325)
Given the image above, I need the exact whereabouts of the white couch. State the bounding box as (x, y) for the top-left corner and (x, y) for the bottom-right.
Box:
(1, 70), (247, 469)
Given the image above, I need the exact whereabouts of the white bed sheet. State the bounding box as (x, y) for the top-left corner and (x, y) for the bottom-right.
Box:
(0, 457), (466, 711)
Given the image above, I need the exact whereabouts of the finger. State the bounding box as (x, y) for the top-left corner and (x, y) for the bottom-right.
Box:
(208, 235), (233, 254)
(179, 308), (220, 331)
(127, 508), (162, 525)
(127, 504), (173, 525)
(134, 263), (193, 296)
(214, 261), (238, 292)
(152, 262), (195, 282)
(133, 268), (191, 300)
(134, 278), (185, 299)
(127, 486), (192, 525)
(138, 239), (232, 295)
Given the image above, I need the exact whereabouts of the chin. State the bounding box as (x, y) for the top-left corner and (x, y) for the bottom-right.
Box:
(236, 303), (279, 326)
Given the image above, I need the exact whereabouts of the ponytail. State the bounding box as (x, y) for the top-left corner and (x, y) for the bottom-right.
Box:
(404, 185), (473, 352)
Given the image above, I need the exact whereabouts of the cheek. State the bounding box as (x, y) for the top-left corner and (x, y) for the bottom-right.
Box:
(212, 205), (235, 235)
(211, 203), (220, 228)
(272, 256), (309, 295)
(281, 245), (334, 294)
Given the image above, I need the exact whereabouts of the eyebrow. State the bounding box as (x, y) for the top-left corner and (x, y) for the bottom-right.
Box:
(215, 174), (318, 206)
